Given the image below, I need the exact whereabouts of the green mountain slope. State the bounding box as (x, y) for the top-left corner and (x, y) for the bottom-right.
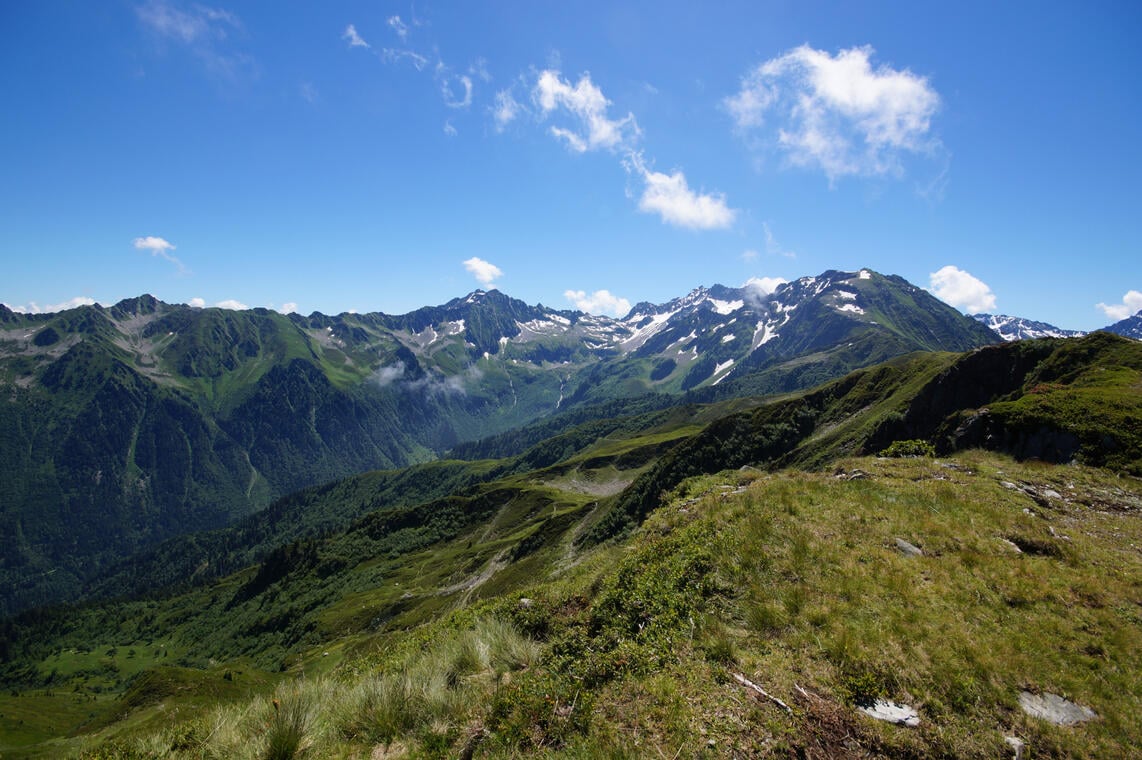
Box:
(0, 333), (1138, 757)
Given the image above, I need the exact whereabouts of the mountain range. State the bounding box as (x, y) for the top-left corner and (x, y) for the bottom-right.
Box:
(1, 268), (1138, 617)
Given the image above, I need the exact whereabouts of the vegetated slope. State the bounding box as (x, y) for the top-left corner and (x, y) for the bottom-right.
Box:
(0, 270), (1000, 616)
(591, 332), (1142, 541)
(0, 301), (437, 617)
(4, 452), (1140, 758)
(1, 332), (1139, 757)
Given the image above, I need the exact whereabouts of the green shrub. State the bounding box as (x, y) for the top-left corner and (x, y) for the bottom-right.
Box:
(878, 439), (935, 458)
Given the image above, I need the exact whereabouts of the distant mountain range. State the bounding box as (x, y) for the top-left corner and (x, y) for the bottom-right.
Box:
(971, 313), (1087, 341)
(972, 310), (1142, 342)
(1, 267), (1135, 615)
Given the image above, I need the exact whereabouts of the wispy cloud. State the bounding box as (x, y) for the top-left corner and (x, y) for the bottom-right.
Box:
(492, 89), (522, 131)
(463, 257), (503, 287)
(136, 1), (254, 82)
(133, 235), (188, 274)
(279, 302), (299, 314)
(381, 47), (429, 71)
(527, 69), (733, 231)
(564, 289), (632, 317)
(342, 23), (370, 49)
(726, 45), (941, 181)
(533, 69), (640, 153)
(439, 67), (473, 109)
(348, 19), (479, 111)
(4, 296), (98, 314)
(929, 265), (996, 313)
(443, 121), (458, 137)
(763, 222), (797, 259)
(214, 299), (248, 310)
(469, 58), (492, 83)
(1096, 290), (1142, 321)
(386, 15), (409, 41)
(628, 154), (735, 230)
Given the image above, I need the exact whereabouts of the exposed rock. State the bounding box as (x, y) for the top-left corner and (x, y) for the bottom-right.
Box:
(998, 537), (1023, 553)
(1018, 691), (1097, 725)
(858, 699), (920, 726)
(894, 538), (923, 557)
(1004, 735), (1026, 759)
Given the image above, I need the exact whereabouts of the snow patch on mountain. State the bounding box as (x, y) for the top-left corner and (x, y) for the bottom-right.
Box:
(622, 310), (678, 349)
(710, 298), (744, 315)
(712, 359), (735, 384)
(753, 320), (779, 348)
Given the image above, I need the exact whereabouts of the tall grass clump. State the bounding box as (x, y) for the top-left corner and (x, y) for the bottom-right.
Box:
(335, 616), (542, 748)
(262, 690), (312, 760)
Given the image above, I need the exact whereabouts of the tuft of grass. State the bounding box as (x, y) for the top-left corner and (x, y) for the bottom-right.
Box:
(262, 692), (311, 760)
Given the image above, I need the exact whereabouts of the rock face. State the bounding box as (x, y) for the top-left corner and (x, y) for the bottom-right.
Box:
(894, 538), (923, 557)
(1018, 691), (1098, 725)
(859, 699), (920, 726)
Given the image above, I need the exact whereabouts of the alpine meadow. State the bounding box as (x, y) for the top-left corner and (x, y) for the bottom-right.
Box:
(2, 2), (1141, 758)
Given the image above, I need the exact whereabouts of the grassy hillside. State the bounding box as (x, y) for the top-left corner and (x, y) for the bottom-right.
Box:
(1, 333), (1139, 757)
(3, 452), (1138, 758)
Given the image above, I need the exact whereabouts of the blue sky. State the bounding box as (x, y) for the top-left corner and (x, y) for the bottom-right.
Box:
(2, 1), (1139, 329)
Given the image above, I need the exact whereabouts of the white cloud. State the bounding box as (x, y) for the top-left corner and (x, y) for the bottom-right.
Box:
(5, 296), (98, 314)
(726, 45), (941, 180)
(744, 277), (787, 297)
(387, 15), (408, 41)
(929, 265), (996, 313)
(137, 1), (253, 81)
(133, 235), (188, 274)
(280, 302), (299, 315)
(137, 1), (238, 44)
(382, 48), (429, 71)
(443, 121), (458, 137)
(463, 257), (503, 287)
(493, 90), (522, 131)
(533, 69), (639, 153)
(214, 299), (248, 310)
(564, 289), (632, 317)
(441, 73), (473, 108)
(189, 297), (206, 308)
(133, 235), (175, 254)
(343, 24), (370, 48)
(1096, 290), (1142, 321)
(632, 157), (735, 230)
(741, 249), (759, 262)
(469, 58), (491, 83)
